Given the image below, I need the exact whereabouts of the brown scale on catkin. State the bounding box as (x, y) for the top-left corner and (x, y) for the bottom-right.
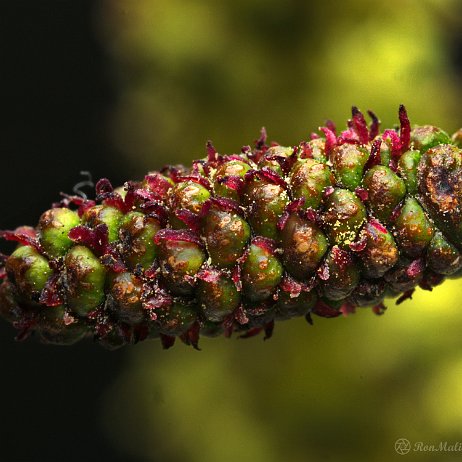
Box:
(0, 106), (461, 350)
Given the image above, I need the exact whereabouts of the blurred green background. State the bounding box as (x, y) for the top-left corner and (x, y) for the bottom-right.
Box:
(95, 1), (462, 461)
(1, 0), (461, 461)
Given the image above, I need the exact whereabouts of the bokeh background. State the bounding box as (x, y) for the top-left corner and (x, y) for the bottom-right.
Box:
(1, 0), (462, 461)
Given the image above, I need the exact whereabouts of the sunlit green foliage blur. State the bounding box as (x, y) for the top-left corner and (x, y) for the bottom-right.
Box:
(97, 0), (462, 460)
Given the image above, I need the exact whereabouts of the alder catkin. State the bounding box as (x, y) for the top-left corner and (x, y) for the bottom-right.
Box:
(0, 106), (461, 349)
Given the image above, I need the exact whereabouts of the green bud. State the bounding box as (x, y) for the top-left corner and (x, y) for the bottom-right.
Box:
(157, 238), (206, 296)
(243, 181), (289, 240)
(280, 214), (328, 280)
(274, 290), (317, 320)
(242, 241), (283, 303)
(245, 304), (275, 330)
(109, 272), (145, 324)
(397, 150), (421, 194)
(38, 208), (80, 258)
(307, 138), (328, 163)
(213, 160), (250, 201)
(38, 306), (88, 346)
(378, 140), (391, 167)
(83, 205), (124, 243)
(201, 208), (250, 268)
(266, 146), (294, 158)
(197, 273), (240, 322)
(321, 247), (359, 301)
(289, 159), (333, 209)
(362, 166), (406, 222)
(348, 280), (386, 307)
(384, 256), (423, 294)
(156, 302), (197, 336)
(64, 245), (107, 316)
(330, 144), (369, 191)
(393, 197), (434, 258)
(120, 211), (160, 270)
(410, 125), (451, 153)
(168, 181), (211, 228)
(6, 246), (52, 299)
(141, 173), (174, 194)
(427, 231), (462, 275)
(358, 220), (398, 278)
(418, 144), (462, 249)
(258, 146), (293, 176)
(323, 188), (366, 247)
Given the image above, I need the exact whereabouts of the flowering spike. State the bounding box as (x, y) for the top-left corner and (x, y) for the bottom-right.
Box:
(367, 110), (380, 140)
(406, 258), (425, 278)
(263, 320), (274, 340)
(160, 334), (176, 349)
(154, 228), (204, 248)
(180, 321), (201, 350)
(256, 127), (267, 149)
(1, 106), (462, 349)
(354, 187), (368, 202)
(239, 326), (263, 339)
(217, 175), (245, 197)
(277, 197), (306, 231)
(382, 129), (402, 170)
(312, 300), (342, 318)
(325, 119), (336, 135)
(364, 139), (382, 171)
(369, 218), (388, 234)
(205, 197), (243, 216)
(139, 202), (168, 227)
(320, 127), (337, 155)
(372, 302), (387, 315)
(398, 104), (411, 153)
(231, 264), (243, 292)
(144, 173), (173, 199)
(340, 302), (356, 317)
(0, 229), (42, 253)
(175, 209), (201, 233)
(95, 178), (114, 195)
(55, 194), (96, 217)
(169, 171), (212, 191)
(206, 140), (217, 162)
(68, 224), (110, 256)
(349, 235), (367, 252)
(39, 273), (63, 307)
(351, 106), (369, 144)
(396, 289), (415, 305)
(245, 167), (287, 189)
(251, 236), (278, 255)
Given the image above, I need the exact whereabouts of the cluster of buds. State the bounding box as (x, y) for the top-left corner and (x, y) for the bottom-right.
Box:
(0, 106), (461, 349)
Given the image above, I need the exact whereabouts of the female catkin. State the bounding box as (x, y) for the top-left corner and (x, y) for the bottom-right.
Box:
(0, 105), (461, 349)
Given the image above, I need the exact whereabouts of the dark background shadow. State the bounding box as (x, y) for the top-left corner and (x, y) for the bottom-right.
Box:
(0, 2), (138, 461)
